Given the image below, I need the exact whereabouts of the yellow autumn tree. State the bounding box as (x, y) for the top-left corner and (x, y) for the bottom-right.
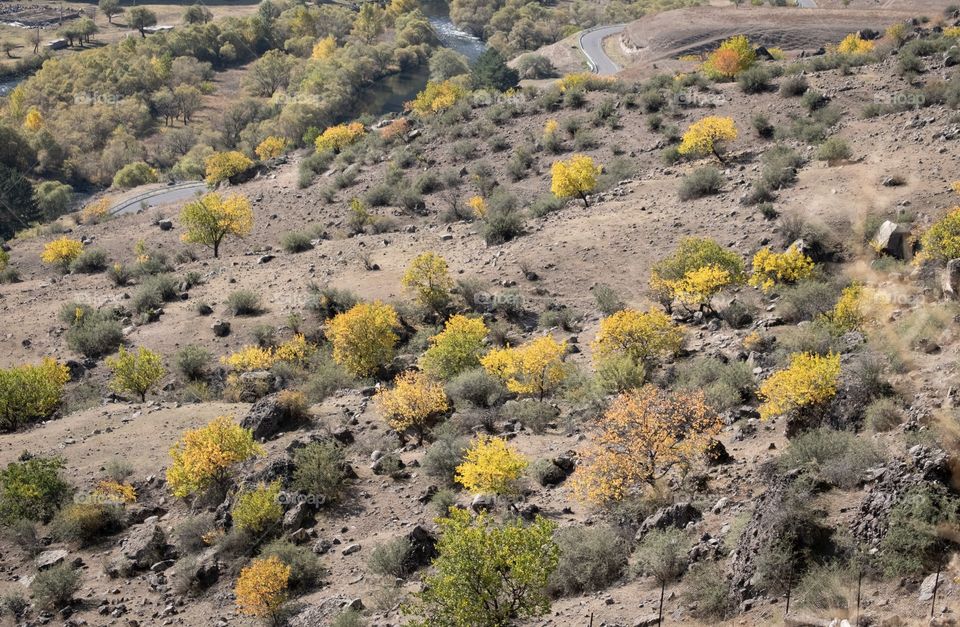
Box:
(407, 80), (467, 115)
(650, 237), (745, 310)
(80, 197), (111, 225)
(572, 386), (722, 503)
(23, 107), (43, 131)
(255, 136), (288, 161)
(311, 34), (337, 60)
(919, 206), (960, 262)
(314, 122), (365, 153)
(231, 481), (283, 533)
(480, 335), (567, 401)
(180, 192), (254, 258)
(455, 435), (528, 495)
(327, 301), (400, 377)
(377, 370), (449, 443)
(820, 283), (865, 334)
(591, 309), (683, 367)
(402, 251), (454, 313)
(468, 195), (487, 219)
(0, 358), (70, 432)
(41, 237), (84, 270)
(678, 116), (738, 163)
(836, 33), (874, 54)
(235, 556), (290, 623)
(420, 314), (488, 379)
(702, 35), (755, 79)
(550, 154), (602, 208)
(166, 416), (263, 498)
(748, 245), (815, 292)
(106, 346), (166, 402)
(204, 150), (254, 186)
(758, 352), (841, 421)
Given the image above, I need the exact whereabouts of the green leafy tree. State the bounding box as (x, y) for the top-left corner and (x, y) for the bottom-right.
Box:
(0, 164), (39, 240)
(406, 509), (559, 626)
(128, 7), (157, 38)
(99, 0), (122, 24)
(0, 455), (72, 523)
(106, 346), (166, 402)
(471, 48), (519, 92)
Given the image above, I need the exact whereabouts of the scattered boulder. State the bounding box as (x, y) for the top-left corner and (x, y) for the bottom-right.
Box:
(704, 438), (733, 466)
(35, 549), (69, 571)
(471, 494), (495, 513)
(236, 371), (279, 402)
(942, 259), (960, 299)
(919, 571), (942, 602)
(157, 219), (173, 231)
(211, 319), (231, 337)
(241, 392), (308, 441)
(871, 221), (912, 260)
(121, 520), (169, 570)
(636, 502), (702, 540)
(402, 526), (437, 573)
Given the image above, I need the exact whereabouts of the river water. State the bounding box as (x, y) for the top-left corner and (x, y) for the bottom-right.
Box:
(355, 0), (485, 117)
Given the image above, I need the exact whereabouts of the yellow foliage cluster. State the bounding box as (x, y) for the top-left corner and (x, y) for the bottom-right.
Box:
(235, 556), (290, 620)
(420, 314), (488, 380)
(204, 151), (254, 186)
(106, 346), (167, 402)
(0, 358), (70, 431)
(835, 33), (875, 54)
(678, 116), (737, 161)
(166, 416), (264, 498)
(556, 72), (609, 92)
(572, 385), (722, 503)
(311, 34), (337, 60)
(0, 249), (7, 271)
(180, 192), (254, 258)
(468, 195), (487, 219)
(23, 107), (43, 131)
(94, 480), (137, 504)
(543, 119), (559, 137)
(41, 237), (84, 268)
(377, 370), (449, 442)
(758, 352), (841, 421)
(221, 335), (316, 372)
(327, 301), (400, 377)
(481, 335), (567, 401)
(407, 80), (467, 115)
(231, 481), (282, 533)
(945, 26), (960, 38)
(702, 35), (755, 79)
(255, 136), (288, 161)
(455, 435), (528, 495)
(550, 154), (602, 208)
(821, 283), (865, 333)
(402, 251), (454, 312)
(658, 264), (739, 310)
(315, 122), (366, 153)
(920, 206), (960, 262)
(591, 309), (683, 367)
(80, 197), (111, 225)
(749, 245), (815, 291)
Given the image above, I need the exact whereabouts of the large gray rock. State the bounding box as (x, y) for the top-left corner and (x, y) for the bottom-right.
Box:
(636, 502), (702, 540)
(402, 525), (437, 573)
(241, 392), (307, 441)
(121, 521), (168, 570)
(872, 220), (913, 260)
(35, 549), (69, 571)
(942, 259), (960, 299)
(919, 571), (942, 602)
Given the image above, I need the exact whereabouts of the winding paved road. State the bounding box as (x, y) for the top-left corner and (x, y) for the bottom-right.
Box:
(108, 182), (207, 216)
(578, 24), (627, 75)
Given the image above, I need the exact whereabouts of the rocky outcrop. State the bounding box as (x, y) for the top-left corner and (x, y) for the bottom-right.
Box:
(121, 519), (171, 570)
(872, 220), (913, 260)
(636, 502), (702, 540)
(402, 525), (438, 573)
(241, 392), (309, 441)
(850, 445), (950, 548)
(942, 259), (960, 299)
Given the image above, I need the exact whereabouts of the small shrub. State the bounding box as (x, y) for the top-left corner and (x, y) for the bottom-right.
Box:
(880, 484), (960, 576)
(738, 65), (771, 93)
(65, 312), (124, 358)
(423, 426), (468, 484)
(776, 428), (884, 489)
(678, 167), (723, 200)
(174, 513), (217, 554)
(779, 75), (808, 97)
(445, 368), (506, 409)
(281, 231), (313, 253)
(801, 89), (828, 111)
(176, 345), (211, 381)
(30, 563), (80, 610)
(528, 194), (564, 218)
(291, 441), (349, 506)
(592, 284), (624, 315)
(778, 279), (840, 323)
(817, 137), (852, 163)
(301, 352), (355, 402)
(369, 537), (412, 578)
(69, 248), (109, 274)
(631, 528), (688, 583)
(673, 356), (755, 412)
(51, 502), (124, 545)
(232, 481), (282, 533)
(752, 113), (774, 138)
(684, 562), (734, 620)
(864, 397), (904, 432)
(226, 290), (262, 316)
(795, 563), (851, 610)
(548, 525), (627, 596)
(260, 538), (325, 590)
